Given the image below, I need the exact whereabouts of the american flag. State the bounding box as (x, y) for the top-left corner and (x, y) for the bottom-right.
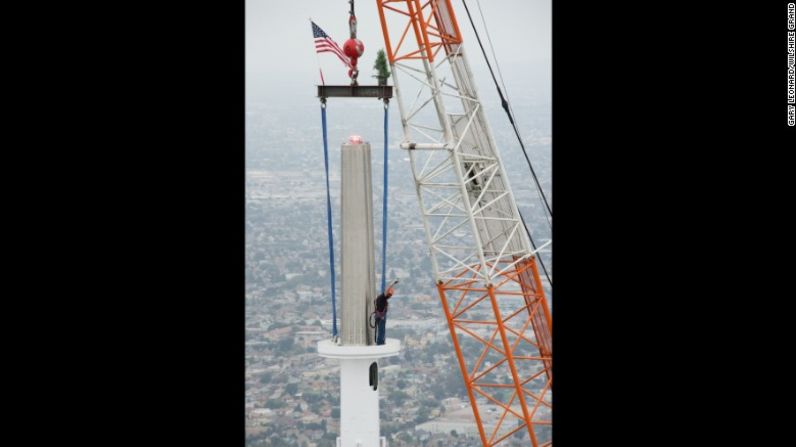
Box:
(312, 21), (351, 69)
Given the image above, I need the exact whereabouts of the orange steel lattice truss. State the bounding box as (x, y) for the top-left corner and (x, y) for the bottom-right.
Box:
(377, 0), (463, 64)
(435, 257), (552, 446)
(376, 1), (553, 445)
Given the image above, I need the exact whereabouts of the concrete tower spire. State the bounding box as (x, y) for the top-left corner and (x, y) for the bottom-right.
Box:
(339, 138), (377, 346)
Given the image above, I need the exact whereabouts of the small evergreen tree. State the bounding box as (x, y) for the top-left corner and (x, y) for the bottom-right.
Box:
(373, 49), (391, 84)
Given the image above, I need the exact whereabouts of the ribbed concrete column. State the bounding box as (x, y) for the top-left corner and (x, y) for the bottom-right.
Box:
(340, 141), (377, 346)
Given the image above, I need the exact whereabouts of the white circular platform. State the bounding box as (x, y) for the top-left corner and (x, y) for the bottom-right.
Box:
(317, 338), (401, 359)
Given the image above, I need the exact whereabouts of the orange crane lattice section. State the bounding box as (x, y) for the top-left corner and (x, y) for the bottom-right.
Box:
(376, 1), (553, 445)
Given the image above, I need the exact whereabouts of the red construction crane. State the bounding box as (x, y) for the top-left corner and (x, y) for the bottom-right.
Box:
(374, 1), (552, 445)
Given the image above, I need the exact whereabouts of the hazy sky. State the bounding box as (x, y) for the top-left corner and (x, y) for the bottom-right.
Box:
(246, 0), (551, 103)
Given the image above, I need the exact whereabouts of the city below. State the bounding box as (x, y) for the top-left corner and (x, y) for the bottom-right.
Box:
(246, 96), (551, 447)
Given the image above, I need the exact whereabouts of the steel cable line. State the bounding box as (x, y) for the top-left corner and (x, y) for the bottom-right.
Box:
(461, 0), (553, 286)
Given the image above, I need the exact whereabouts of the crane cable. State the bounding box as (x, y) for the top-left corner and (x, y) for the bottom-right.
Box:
(521, 212), (553, 287)
(473, 0), (551, 233)
(473, 0), (552, 286)
(460, 0), (553, 286)
(460, 0), (552, 220)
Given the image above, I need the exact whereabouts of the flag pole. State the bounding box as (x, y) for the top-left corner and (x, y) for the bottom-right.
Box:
(310, 17), (326, 86)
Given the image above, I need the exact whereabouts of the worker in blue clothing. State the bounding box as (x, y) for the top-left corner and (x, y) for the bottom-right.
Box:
(374, 286), (394, 345)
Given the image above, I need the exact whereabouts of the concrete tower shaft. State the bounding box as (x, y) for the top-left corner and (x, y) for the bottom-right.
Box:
(339, 141), (377, 346)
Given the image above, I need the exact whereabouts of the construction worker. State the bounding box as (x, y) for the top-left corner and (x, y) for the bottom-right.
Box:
(374, 286), (394, 345)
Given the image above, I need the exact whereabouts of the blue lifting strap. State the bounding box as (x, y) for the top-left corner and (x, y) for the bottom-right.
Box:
(320, 102), (338, 338)
(380, 102), (389, 294)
